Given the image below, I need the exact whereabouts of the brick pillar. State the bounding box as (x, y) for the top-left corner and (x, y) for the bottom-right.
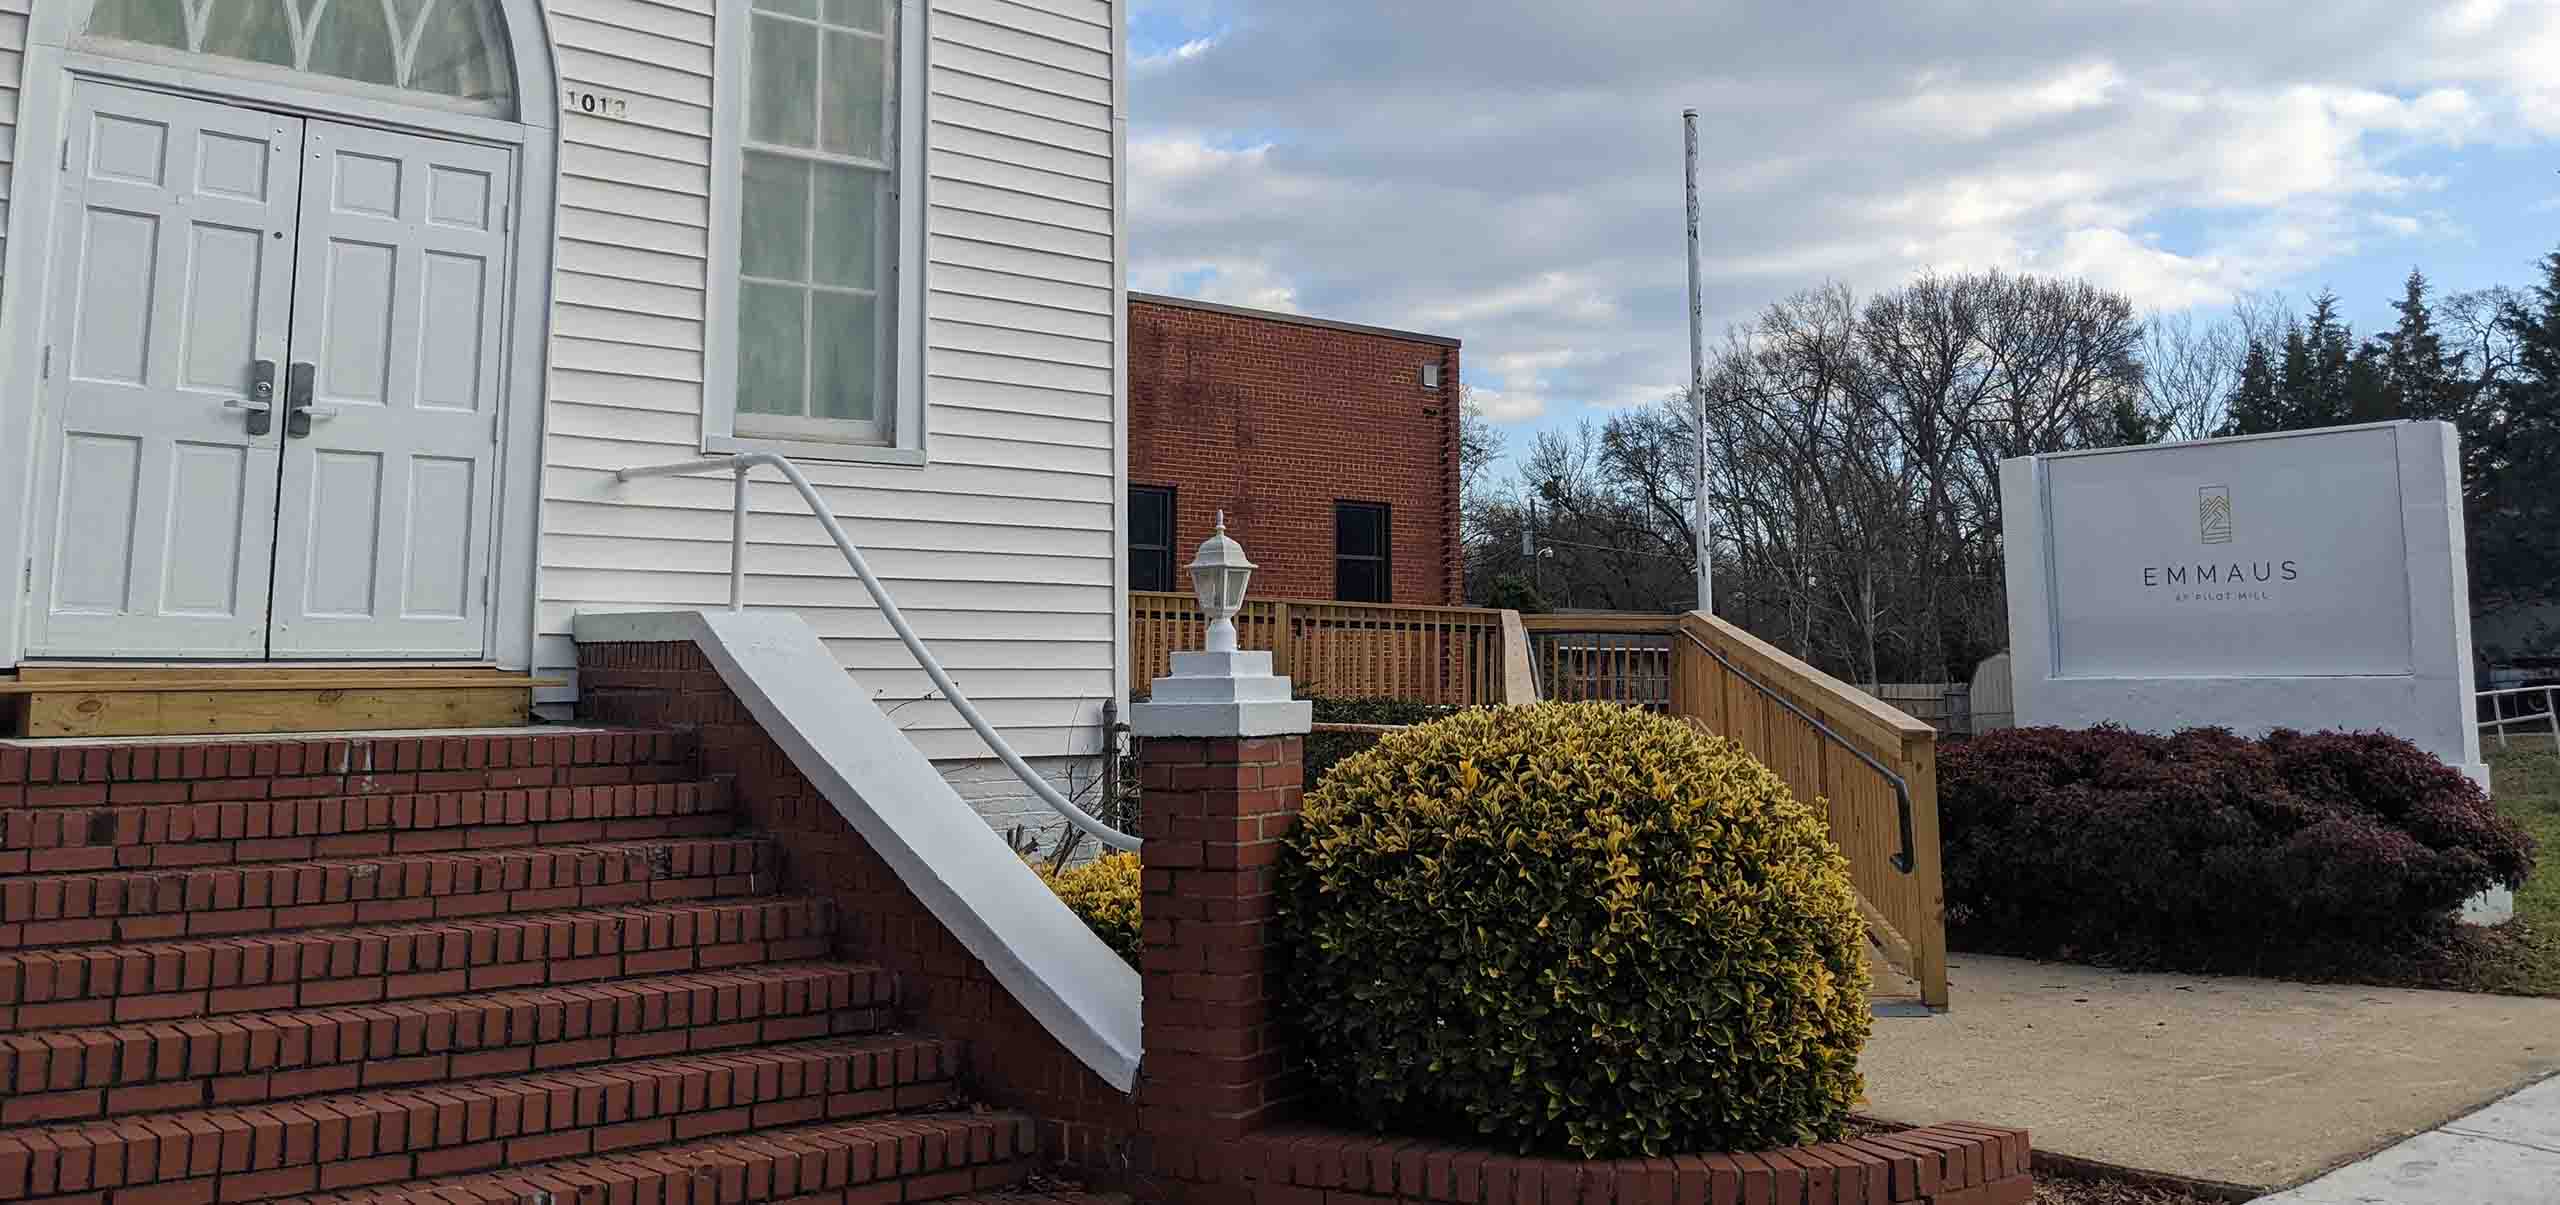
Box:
(1134, 734), (1307, 1143)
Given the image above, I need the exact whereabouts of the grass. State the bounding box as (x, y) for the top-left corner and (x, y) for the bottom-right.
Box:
(2471, 743), (2560, 997)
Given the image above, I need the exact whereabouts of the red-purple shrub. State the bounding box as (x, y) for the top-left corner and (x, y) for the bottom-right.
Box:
(1940, 726), (2534, 969)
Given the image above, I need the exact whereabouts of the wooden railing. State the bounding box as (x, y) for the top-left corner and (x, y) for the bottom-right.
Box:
(1671, 611), (1948, 1008)
(1521, 614), (1677, 709)
(1131, 592), (1540, 705)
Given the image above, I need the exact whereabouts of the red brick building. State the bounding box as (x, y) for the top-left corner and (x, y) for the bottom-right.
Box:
(1128, 293), (1464, 606)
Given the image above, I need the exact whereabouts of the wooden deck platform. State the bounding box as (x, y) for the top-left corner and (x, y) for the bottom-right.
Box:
(0, 664), (553, 737)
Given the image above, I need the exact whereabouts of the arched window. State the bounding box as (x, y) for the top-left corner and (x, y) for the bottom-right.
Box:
(83, 0), (516, 110)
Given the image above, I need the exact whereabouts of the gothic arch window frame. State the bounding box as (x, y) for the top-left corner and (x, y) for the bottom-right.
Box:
(0, 0), (562, 673)
(74, 0), (522, 118)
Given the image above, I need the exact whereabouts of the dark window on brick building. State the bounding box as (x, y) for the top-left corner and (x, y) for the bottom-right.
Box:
(1334, 501), (1392, 602)
(1131, 486), (1177, 593)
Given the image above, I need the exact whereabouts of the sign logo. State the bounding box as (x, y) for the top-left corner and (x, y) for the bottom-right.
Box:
(2198, 484), (2232, 545)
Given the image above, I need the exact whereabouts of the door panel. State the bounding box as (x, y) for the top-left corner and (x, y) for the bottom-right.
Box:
(24, 84), (302, 658)
(267, 120), (510, 657)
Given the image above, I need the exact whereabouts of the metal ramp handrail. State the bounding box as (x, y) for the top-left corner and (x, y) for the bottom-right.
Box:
(1679, 628), (1917, 874)
(616, 452), (1139, 852)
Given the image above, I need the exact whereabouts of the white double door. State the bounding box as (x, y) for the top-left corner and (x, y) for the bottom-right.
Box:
(26, 81), (512, 659)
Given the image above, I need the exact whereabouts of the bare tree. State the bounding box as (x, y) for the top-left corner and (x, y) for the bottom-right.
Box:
(2139, 309), (2243, 442)
(1464, 268), (2150, 685)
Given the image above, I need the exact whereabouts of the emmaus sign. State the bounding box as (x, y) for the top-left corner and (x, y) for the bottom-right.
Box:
(2000, 421), (2483, 783)
(2033, 424), (2415, 679)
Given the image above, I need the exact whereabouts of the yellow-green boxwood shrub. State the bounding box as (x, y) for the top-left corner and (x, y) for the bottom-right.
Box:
(1031, 851), (1140, 966)
(1276, 702), (1873, 1157)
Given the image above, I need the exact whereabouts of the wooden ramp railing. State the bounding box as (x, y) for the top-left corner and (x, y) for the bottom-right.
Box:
(1670, 611), (1948, 1009)
(1520, 614), (1677, 709)
(1132, 592), (1540, 705)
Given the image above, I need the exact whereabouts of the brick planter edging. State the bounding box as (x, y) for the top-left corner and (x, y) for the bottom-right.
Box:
(1156, 1121), (2031, 1205)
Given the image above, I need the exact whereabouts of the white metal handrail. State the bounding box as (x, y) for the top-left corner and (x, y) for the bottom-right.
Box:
(617, 452), (1140, 852)
(2480, 684), (2560, 753)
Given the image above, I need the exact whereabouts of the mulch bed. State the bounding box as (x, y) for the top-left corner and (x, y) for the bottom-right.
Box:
(2033, 1176), (2238, 1204)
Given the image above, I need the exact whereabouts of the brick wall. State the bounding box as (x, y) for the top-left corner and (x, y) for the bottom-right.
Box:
(575, 641), (1140, 1165)
(1130, 295), (1463, 606)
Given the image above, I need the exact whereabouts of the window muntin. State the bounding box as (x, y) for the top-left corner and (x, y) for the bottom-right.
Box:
(732, 0), (897, 445)
(84, 0), (517, 109)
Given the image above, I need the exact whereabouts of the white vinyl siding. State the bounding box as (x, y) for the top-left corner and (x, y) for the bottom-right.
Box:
(0, 0), (28, 281)
(537, 0), (1123, 764)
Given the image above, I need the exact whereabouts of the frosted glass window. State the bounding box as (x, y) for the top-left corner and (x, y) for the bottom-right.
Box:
(734, 0), (895, 443)
(84, 0), (517, 110)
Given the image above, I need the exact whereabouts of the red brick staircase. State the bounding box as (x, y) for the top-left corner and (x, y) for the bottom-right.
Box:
(0, 728), (1100, 1204)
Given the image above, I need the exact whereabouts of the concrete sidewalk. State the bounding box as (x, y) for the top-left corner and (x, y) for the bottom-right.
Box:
(1855, 955), (2560, 1190)
(2254, 1074), (2560, 1203)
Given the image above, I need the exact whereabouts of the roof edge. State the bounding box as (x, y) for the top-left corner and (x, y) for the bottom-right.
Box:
(1130, 291), (1461, 348)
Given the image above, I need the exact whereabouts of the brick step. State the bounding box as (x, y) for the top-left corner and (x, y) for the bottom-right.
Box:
(0, 960), (898, 1125)
(0, 730), (695, 811)
(0, 897), (836, 1033)
(0, 839), (775, 950)
(270, 1109), (1038, 1205)
(0, 781), (736, 875)
(0, 1035), (966, 1202)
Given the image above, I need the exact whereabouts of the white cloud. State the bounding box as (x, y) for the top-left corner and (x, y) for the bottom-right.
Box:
(2039, 228), (2235, 312)
(1135, 36), (1220, 72)
(1468, 387), (1548, 423)
(1130, 257), (1301, 312)
(1890, 61), (2126, 139)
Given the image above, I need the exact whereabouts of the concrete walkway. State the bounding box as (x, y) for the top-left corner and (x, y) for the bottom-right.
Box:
(2252, 1073), (2560, 1203)
(1856, 955), (2560, 1190)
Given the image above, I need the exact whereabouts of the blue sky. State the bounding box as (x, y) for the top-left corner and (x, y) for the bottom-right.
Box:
(1122, 1), (2560, 465)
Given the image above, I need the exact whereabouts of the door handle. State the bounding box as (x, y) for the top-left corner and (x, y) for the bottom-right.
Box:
(283, 361), (338, 438)
(228, 359), (277, 435)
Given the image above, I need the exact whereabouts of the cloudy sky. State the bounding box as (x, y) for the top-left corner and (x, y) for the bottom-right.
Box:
(1124, 1), (2560, 461)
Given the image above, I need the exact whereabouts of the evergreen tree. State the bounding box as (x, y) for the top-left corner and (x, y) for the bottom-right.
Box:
(2471, 250), (2560, 605)
(2276, 324), (2316, 427)
(2346, 342), (2395, 423)
(2224, 341), (2282, 435)
(2382, 268), (2458, 422)
(2297, 291), (2357, 426)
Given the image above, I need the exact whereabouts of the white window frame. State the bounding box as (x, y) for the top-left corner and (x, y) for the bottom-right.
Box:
(706, 0), (929, 466)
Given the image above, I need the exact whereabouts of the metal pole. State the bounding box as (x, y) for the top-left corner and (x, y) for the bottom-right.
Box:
(1683, 108), (1711, 616)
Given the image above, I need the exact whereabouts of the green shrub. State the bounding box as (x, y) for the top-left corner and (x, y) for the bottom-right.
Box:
(1277, 702), (1872, 1157)
(1303, 696), (1465, 786)
(1030, 851), (1140, 966)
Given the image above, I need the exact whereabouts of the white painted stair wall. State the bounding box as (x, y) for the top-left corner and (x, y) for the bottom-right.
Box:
(572, 609), (1142, 1091)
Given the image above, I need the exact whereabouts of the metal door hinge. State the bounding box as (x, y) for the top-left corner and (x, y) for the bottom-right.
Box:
(490, 411), (501, 444)
(499, 204), (511, 232)
(60, 137), (69, 170)
(40, 345), (51, 380)
(481, 573), (491, 605)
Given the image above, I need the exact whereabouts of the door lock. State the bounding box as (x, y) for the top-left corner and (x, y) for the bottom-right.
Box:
(283, 361), (338, 438)
(227, 358), (278, 435)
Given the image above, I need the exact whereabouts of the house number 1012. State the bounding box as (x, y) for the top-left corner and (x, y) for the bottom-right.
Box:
(563, 88), (629, 119)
